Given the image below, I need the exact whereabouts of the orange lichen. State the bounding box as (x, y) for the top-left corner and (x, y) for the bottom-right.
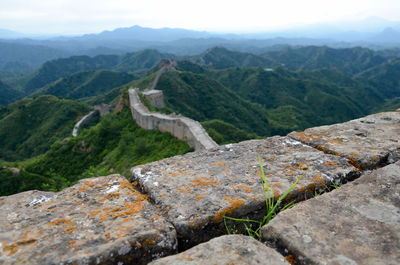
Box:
(78, 185), (87, 193)
(269, 155), (275, 160)
(104, 232), (111, 240)
(273, 190), (281, 199)
(212, 161), (226, 167)
(349, 152), (359, 157)
(327, 137), (343, 144)
(177, 186), (192, 195)
(325, 161), (339, 167)
(47, 207), (58, 211)
(213, 196), (246, 222)
(231, 185), (253, 193)
(119, 180), (135, 192)
(282, 169), (295, 175)
(194, 194), (204, 200)
(285, 254), (297, 265)
(293, 132), (311, 142)
(224, 167), (231, 175)
(191, 176), (221, 187)
(3, 243), (19, 256)
(64, 224), (76, 234)
(47, 218), (72, 226)
(106, 192), (120, 200)
(312, 174), (326, 185)
(135, 243), (142, 249)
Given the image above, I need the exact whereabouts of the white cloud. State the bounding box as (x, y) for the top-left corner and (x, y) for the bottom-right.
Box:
(0, 0), (399, 34)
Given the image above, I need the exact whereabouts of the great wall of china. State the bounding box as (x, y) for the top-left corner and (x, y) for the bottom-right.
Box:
(1, 109), (399, 264)
(2, 63), (399, 264)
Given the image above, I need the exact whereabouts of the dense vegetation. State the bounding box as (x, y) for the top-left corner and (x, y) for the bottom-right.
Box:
(1, 44), (400, 196)
(24, 49), (173, 94)
(0, 79), (23, 105)
(0, 106), (192, 196)
(33, 70), (136, 99)
(0, 95), (91, 161)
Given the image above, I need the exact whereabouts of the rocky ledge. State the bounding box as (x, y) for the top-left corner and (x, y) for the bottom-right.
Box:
(1, 111), (399, 264)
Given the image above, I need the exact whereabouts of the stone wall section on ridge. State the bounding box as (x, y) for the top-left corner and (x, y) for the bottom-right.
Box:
(128, 87), (218, 150)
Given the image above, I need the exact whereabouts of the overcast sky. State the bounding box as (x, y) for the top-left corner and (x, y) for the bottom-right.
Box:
(1, 0), (399, 35)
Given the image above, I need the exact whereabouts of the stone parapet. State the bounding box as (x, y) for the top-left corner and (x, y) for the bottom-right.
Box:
(128, 88), (218, 150)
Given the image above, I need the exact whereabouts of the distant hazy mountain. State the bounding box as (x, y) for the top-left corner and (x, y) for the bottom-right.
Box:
(24, 49), (173, 94)
(0, 29), (25, 39)
(370, 27), (400, 44)
(82, 25), (212, 42)
(0, 41), (69, 70)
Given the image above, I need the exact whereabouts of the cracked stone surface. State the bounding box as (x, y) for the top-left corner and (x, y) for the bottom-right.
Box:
(131, 136), (357, 245)
(288, 111), (400, 169)
(261, 162), (400, 265)
(149, 235), (290, 265)
(0, 175), (177, 265)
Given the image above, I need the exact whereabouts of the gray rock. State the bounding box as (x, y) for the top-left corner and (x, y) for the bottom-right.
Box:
(0, 175), (177, 265)
(131, 136), (357, 247)
(149, 235), (290, 265)
(288, 111), (400, 169)
(261, 162), (400, 265)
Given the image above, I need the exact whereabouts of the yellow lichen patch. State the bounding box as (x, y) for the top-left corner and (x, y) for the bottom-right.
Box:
(143, 237), (155, 245)
(224, 167), (231, 175)
(325, 161), (339, 167)
(312, 174), (326, 185)
(285, 254), (297, 265)
(47, 218), (72, 226)
(293, 132), (311, 142)
(3, 243), (19, 256)
(273, 190), (281, 199)
(178, 169), (190, 175)
(119, 180), (135, 192)
(231, 185), (252, 193)
(212, 161), (226, 167)
(282, 169), (295, 175)
(177, 186), (192, 195)
(106, 192), (120, 200)
(191, 176), (221, 187)
(327, 137), (344, 144)
(78, 185), (87, 193)
(213, 196), (246, 222)
(298, 183), (317, 194)
(194, 194), (204, 200)
(271, 183), (282, 188)
(64, 224), (76, 234)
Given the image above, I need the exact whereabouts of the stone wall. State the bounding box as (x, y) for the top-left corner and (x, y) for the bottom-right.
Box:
(128, 88), (217, 150)
(1, 110), (399, 264)
(142, 90), (165, 109)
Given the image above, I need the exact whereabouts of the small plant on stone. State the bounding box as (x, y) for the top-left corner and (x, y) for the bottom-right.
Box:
(224, 155), (304, 239)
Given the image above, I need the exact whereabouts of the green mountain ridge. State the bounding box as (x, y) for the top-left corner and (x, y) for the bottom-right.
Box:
(0, 79), (24, 105)
(32, 70), (137, 100)
(0, 95), (91, 161)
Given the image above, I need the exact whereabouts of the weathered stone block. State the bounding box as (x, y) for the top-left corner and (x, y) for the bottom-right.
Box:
(131, 136), (358, 247)
(288, 111), (400, 169)
(0, 175), (177, 265)
(261, 162), (400, 265)
(150, 235), (290, 265)
(143, 90), (165, 109)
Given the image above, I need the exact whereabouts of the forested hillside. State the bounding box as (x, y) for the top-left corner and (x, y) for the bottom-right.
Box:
(0, 95), (90, 161)
(1, 45), (400, 196)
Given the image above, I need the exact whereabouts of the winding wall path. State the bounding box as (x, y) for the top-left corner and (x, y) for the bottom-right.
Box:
(128, 88), (217, 150)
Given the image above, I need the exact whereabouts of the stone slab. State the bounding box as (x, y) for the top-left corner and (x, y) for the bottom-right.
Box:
(261, 162), (400, 265)
(149, 235), (290, 265)
(288, 111), (400, 169)
(131, 136), (358, 246)
(0, 175), (177, 265)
